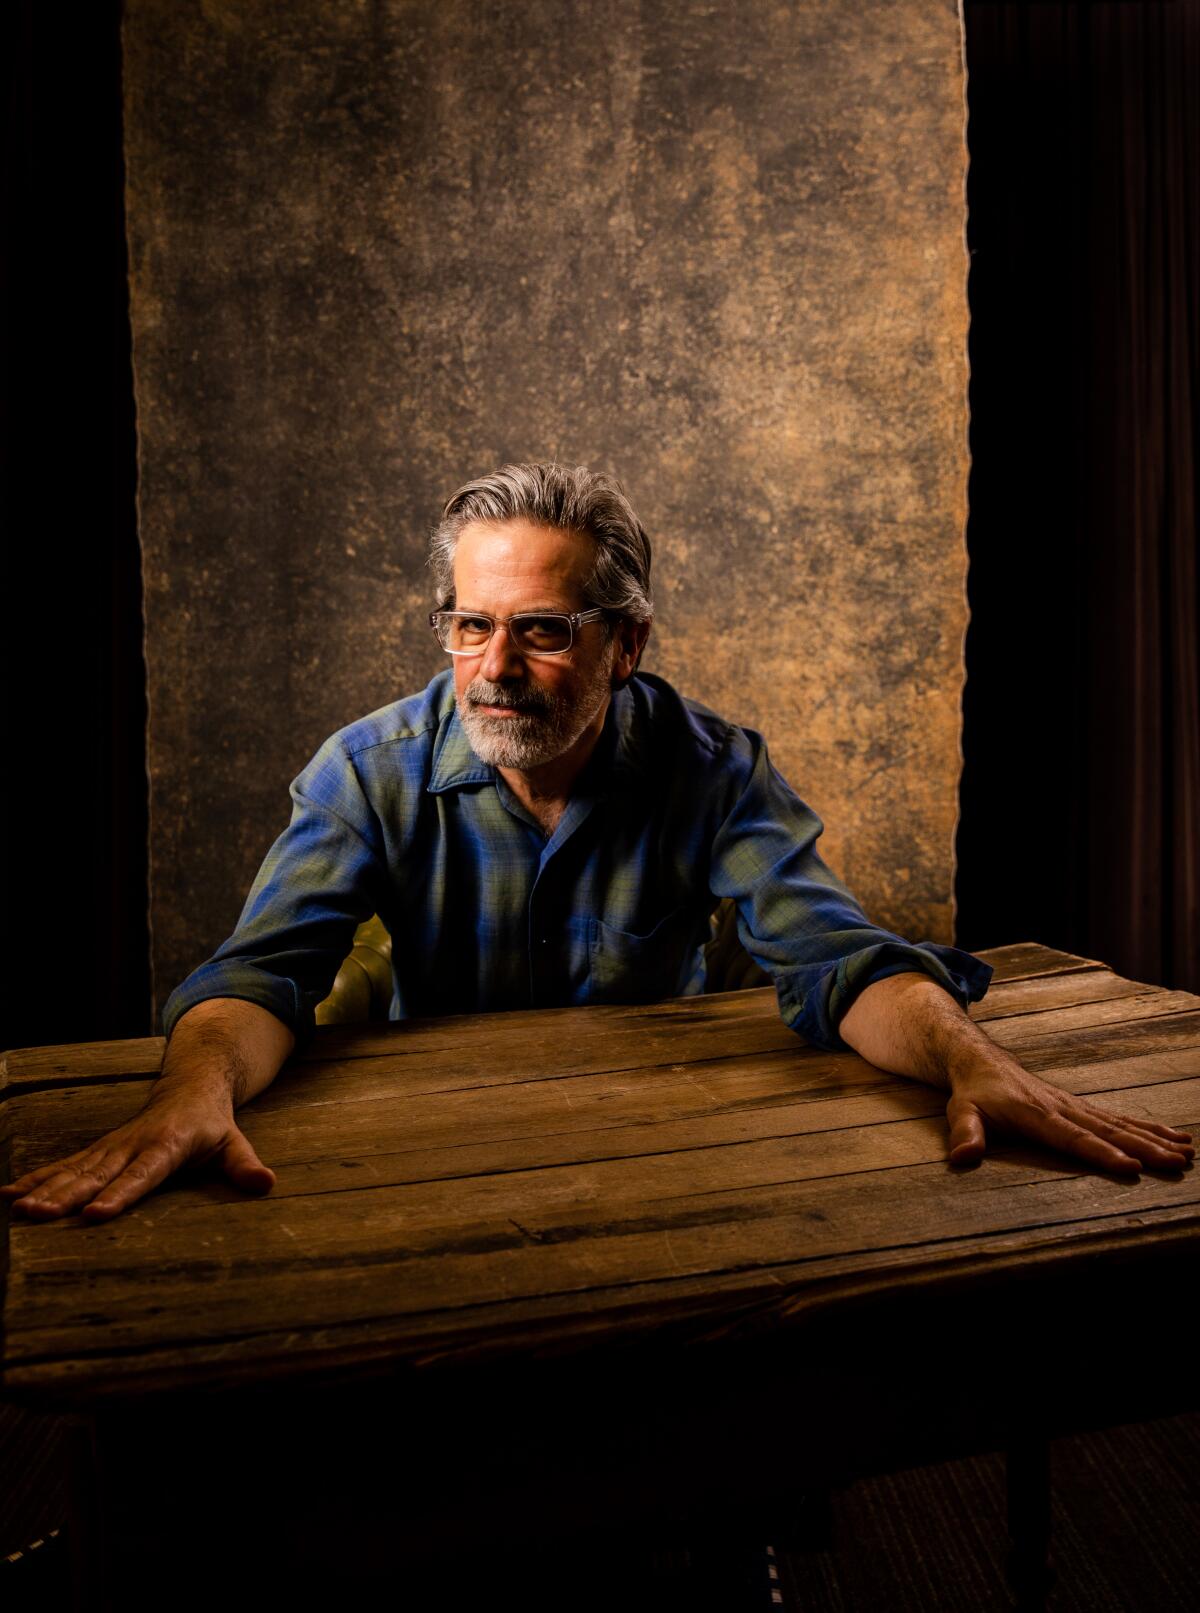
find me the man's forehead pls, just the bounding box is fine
[452,519,595,592]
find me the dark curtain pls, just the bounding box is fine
[1,0,148,1050]
[959,0,1200,993]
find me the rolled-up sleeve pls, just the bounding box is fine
[708,725,992,1051]
[160,736,389,1047]
[774,939,993,1051]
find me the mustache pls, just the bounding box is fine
[465,677,555,715]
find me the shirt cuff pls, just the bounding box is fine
[160,962,313,1049]
[776,941,994,1052]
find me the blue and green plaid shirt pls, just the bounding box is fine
[162,670,991,1049]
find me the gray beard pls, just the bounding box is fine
[458,650,614,770]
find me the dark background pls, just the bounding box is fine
[3,0,1197,1053]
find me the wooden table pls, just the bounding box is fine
[2,942,1197,1609]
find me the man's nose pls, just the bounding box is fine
[477,621,527,683]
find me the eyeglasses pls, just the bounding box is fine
[429,608,608,658]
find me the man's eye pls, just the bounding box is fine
[519,616,568,641]
[458,617,493,636]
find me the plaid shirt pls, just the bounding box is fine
[162,669,991,1049]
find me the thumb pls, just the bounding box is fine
[946,1094,987,1166]
[220,1127,276,1196]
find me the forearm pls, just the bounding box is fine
[155,996,296,1111]
[836,969,1193,1173]
[836,971,1006,1090]
[3,997,291,1221]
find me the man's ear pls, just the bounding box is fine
[611,617,652,687]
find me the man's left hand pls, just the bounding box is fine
[943,1045,1193,1173]
[837,971,1194,1176]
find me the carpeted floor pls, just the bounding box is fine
[0,1402,68,1562]
[3,1405,1197,1608]
[777,1413,1200,1613]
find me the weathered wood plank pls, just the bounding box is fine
[267,991,1196,1108]
[7,1085,1196,1366]
[8,1206,1198,1400]
[975,942,1108,982]
[982,990,1198,1042]
[13,1077,1198,1275]
[7,995,1199,1187]
[260,993,1195,1089]
[0,991,801,1094]
[999,1009,1200,1071]
[1,1038,165,1091]
[2,944,1147,1100]
[971,975,1170,1022]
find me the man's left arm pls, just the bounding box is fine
[838,972,1194,1173]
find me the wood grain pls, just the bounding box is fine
[2,945,1196,1405]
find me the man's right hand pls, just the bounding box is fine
[0,1082,275,1221]
[0,996,294,1222]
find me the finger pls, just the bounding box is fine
[946,1100,987,1164]
[1069,1103,1194,1164]
[2,1162,83,1197]
[1104,1114,1194,1151]
[220,1129,275,1196]
[79,1147,179,1221]
[1082,1118,1193,1171]
[1,1143,118,1198]
[1024,1109,1142,1173]
[10,1152,131,1219]
[1131,1119,1193,1140]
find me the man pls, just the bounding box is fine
[4,462,1191,1221]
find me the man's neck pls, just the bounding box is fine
[498,694,611,831]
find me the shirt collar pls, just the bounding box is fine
[427,704,494,793]
[584,682,644,795]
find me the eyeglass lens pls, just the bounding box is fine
[438,613,574,654]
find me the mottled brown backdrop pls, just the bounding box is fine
[124,0,970,1020]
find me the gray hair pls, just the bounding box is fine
[429,462,654,623]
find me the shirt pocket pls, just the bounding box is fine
[588,905,706,1005]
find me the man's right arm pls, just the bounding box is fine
[0,998,294,1222]
[5,715,405,1222]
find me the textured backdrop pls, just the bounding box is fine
[123,0,970,1020]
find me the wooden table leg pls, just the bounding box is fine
[1005,1437,1054,1612]
[64,1417,104,1613]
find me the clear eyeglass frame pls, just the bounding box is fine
[429,607,608,658]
